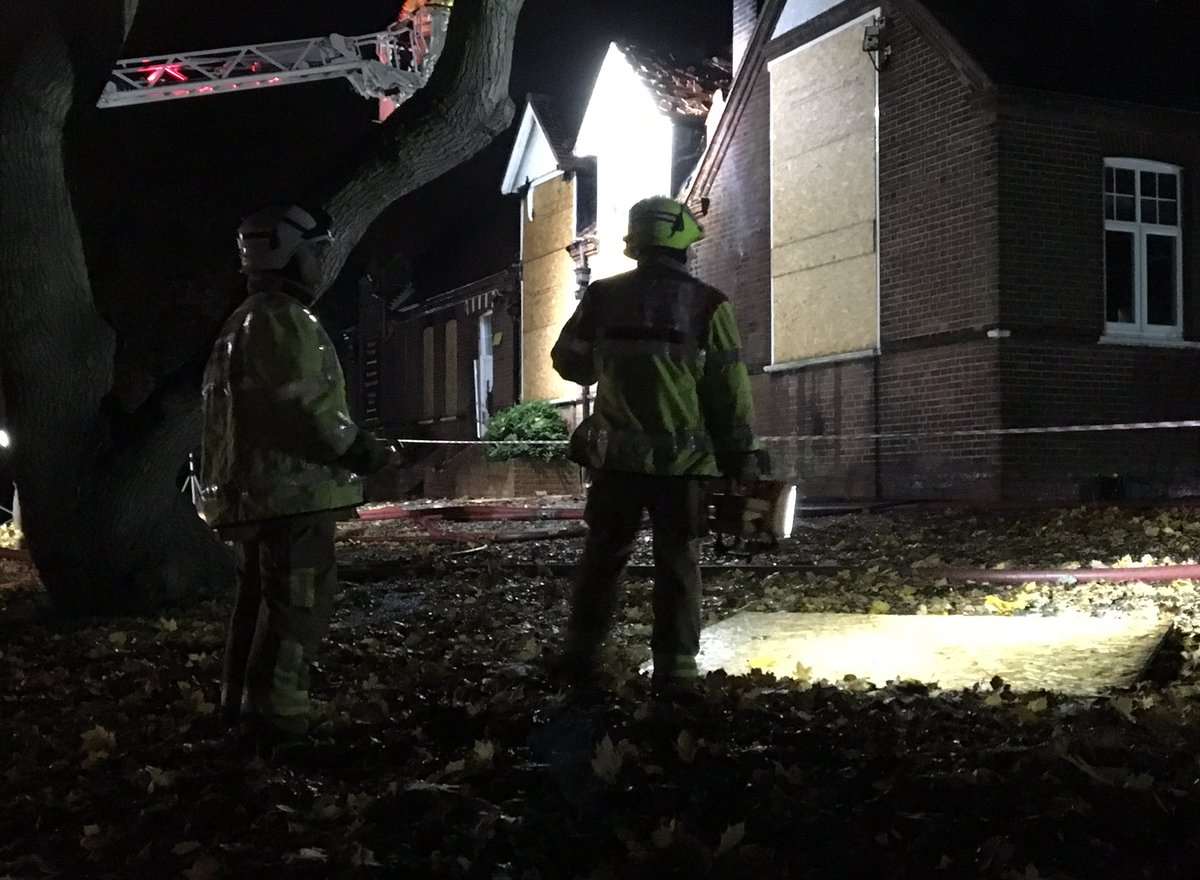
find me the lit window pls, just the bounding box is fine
[1104,158,1184,339]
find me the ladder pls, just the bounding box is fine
[96,3,451,110]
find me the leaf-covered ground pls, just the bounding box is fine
[4,504,1200,879]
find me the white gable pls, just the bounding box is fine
[573,43,663,160]
[772,0,843,38]
[501,103,561,195]
[572,43,674,280]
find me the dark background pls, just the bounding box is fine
[72,0,731,338]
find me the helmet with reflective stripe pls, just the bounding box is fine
[623,196,705,259]
[237,204,333,273]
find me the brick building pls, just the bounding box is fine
[686,0,1200,500]
[502,55,729,419]
[359,266,521,441]
[344,181,522,444]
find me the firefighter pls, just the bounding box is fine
[550,196,759,691]
[201,204,394,750]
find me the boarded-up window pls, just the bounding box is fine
[769,18,878,364]
[422,325,435,418]
[521,176,579,402]
[444,319,458,417]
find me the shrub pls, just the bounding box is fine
[483,400,570,462]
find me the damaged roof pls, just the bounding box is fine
[617,44,731,121]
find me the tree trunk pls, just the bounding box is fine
[0,0,524,616]
[0,2,227,615]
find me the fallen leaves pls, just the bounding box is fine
[285,847,329,863]
[80,724,116,767]
[592,734,623,783]
[8,503,1200,878]
[182,855,221,880]
[674,730,698,764]
[715,821,745,857]
[143,765,175,793]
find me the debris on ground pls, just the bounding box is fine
[3,503,1200,877]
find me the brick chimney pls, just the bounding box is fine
[732,0,763,75]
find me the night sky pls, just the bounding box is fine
[78,0,731,331]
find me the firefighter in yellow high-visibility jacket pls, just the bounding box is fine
[551,196,760,690]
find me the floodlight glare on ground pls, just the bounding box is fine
[668,610,1170,695]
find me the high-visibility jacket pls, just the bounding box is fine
[201,279,363,526]
[551,255,758,477]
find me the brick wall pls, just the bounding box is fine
[878,6,1000,344]
[732,0,763,75]
[690,4,1004,499]
[999,342,1200,499]
[688,4,1200,501]
[688,72,773,369]
[870,6,1004,497]
[424,447,582,499]
[994,91,1200,498]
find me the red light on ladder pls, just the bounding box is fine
[139,63,188,86]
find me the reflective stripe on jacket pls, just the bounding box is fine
[201,283,363,526]
[551,255,757,477]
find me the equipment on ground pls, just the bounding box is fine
[708,479,798,555]
[96,3,451,112]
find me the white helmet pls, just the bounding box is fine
[237,204,333,273]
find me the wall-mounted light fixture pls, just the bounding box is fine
[574,260,592,299]
[862,15,892,71]
[566,237,597,301]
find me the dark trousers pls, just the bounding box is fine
[221,512,339,735]
[568,471,705,677]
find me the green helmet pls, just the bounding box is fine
[623,196,705,259]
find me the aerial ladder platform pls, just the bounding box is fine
[96,1,452,115]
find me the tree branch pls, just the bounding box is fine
[116,0,527,509]
[315,0,526,292]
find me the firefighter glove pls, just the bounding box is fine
[339,431,395,475]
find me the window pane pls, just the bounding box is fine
[1104,194,1115,220]
[1141,198,1158,224]
[1115,168,1135,194]
[1105,166,1115,192]
[1105,230,1135,323]
[1116,195,1136,221]
[1146,234,1178,326]
[1159,201,1178,226]
[1141,171,1157,197]
[1159,173,1177,200]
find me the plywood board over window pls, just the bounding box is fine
[769,14,879,365]
[444,318,459,417]
[422,325,435,419]
[522,175,578,402]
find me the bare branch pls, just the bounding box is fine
[315,0,526,291]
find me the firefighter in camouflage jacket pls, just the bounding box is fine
[202,204,393,747]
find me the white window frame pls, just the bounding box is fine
[1102,157,1184,342]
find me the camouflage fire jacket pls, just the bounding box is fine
[201,279,363,526]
